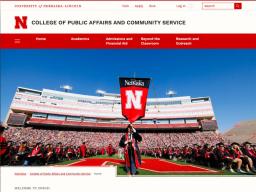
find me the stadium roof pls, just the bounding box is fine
[17,87,211,103]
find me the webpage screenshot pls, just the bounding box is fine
[0,1,256,192]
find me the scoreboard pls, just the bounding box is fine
[7,113,27,126]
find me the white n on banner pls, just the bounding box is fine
[125,90,143,109]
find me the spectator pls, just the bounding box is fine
[242,142,256,168]
[45,144,54,165]
[106,144,114,156]
[230,142,256,173]
[15,141,30,163]
[66,146,74,160]
[55,142,64,161]
[80,142,87,158]
[215,142,240,173]
[0,125,7,165]
[24,143,44,166]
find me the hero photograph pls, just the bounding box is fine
[1,49,256,176]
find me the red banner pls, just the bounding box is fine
[119,77,150,123]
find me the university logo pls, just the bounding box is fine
[15,16,28,29]
[125,90,143,109]
[119,77,150,123]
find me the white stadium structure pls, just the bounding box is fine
[5,87,218,131]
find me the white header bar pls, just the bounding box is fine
[1,1,256,34]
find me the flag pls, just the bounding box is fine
[119,77,150,123]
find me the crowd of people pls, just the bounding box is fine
[141,132,225,148]
[141,142,256,174]
[3,127,225,149]
[3,127,122,149]
[1,126,256,174]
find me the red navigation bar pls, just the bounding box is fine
[1,34,256,48]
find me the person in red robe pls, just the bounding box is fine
[45,144,54,165]
[23,143,43,165]
[66,146,74,160]
[101,147,105,155]
[119,124,142,175]
[76,146,81,159]
[0,125,7,165]
[230,142,256,173]
[107,144,114,156]
[80,142,87,158]
[55,142,63,160]
[242,142,256,169]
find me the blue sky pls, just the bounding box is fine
[1,49,256,133]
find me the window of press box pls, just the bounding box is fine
[83,118,97,122]
[147,100,182,106]
[47,114,65,120]
[155,119,169,124]
[32,113,47,119]
[170,119,185,124]
[141,120,154,124]
[186,118,198,123]
[18,88,41,96]
[66,116,82,122]
[50,96,63,100]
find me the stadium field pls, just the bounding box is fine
[54,155,242,176]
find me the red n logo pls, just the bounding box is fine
[15,16,27,29]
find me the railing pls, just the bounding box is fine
[28,118,200,129]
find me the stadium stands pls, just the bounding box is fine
[3,126,224,149]
[1,126,256,174]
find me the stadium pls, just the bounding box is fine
[1,86,255,175]
[4,86,220,148]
